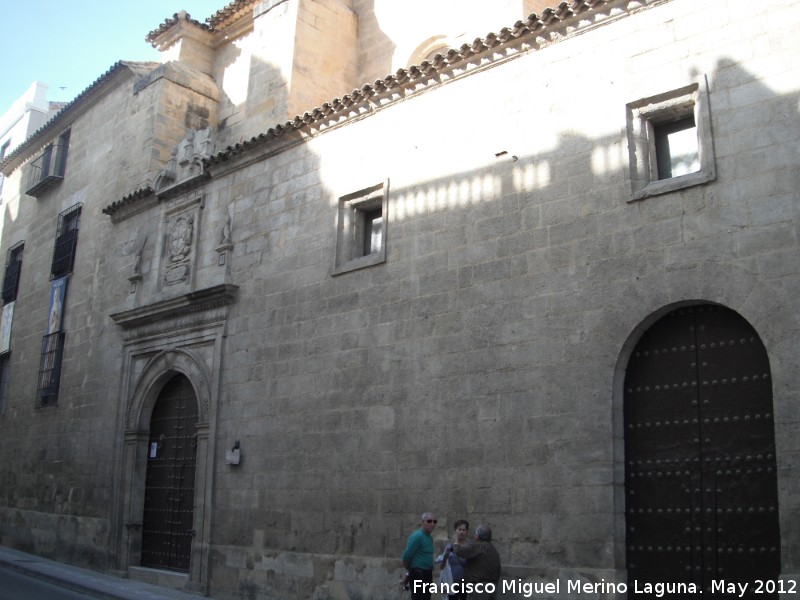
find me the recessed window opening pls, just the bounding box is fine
[51,203,82,279]
[626,79,715,201]
[345,195,382,260]
[654,115,699,179]
[333,180,389,275]
[2,242,24,303]
[363,208,383,256]
[36,331,65,408]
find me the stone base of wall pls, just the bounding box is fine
[128,566,191,590]
[0,507,110,571]
[209,546,626,600]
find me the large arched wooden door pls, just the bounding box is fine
[141,374,198,572]
[624,304,780,597]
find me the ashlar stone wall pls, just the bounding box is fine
[0,0,797,598]
[192,0,800,597]
[0,62,227,571]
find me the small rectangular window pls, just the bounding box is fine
[2,242,24,303]
[654,116,700,180]
[363,208,383,256]
[626,80,715,201]
[333,181,389,275]
[51,203,82,279]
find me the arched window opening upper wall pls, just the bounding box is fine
[407,35,452,67]
[362,0,530,80]
[402,2,565,68]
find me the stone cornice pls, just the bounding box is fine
[109,283,238,331]
[102,186,156,223]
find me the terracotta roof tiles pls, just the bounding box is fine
[146,12,212,42]
[145,0,259,44]
[102,186,154,218]
[206,0,623,168]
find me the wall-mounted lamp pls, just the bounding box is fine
[226,440,241,466]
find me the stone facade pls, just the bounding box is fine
[0,0,798,598]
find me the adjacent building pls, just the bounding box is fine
[0,82,66,201]
[0,0,798,598]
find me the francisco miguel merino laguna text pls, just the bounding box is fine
[415,578,709,597]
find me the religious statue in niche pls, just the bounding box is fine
[163,213,195,286]
[215,206,234,267]
[153,128,215,193]
[220,209,232,247]
[132,236,147,278]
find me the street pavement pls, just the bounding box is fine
[0,545,208,599]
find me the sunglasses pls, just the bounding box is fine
[426,519,438,524]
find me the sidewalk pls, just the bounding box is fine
[0,545,208,599]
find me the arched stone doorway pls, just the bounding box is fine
[117,348,213,590]
[141,373,198,572]
[624,304,780,596]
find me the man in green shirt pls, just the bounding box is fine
[402,512,437,599]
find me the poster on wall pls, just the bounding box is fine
[0,301,14,354]
[47,275,69,334]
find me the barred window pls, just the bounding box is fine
[51,203,82,279]
[2,242,24,303]
[0,353,8,414]
[25,129,70,198]
[36,331,65,408]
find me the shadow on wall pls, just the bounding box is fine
[0,35,797,600]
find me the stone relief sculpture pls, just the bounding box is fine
[164,214,195,286]
[169,216,194,262]
[153,147,178,192]
[153,128,215,193]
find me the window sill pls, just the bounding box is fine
[332,252,386,276]
[629,168,715,203]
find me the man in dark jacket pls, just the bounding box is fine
[453,523,501,599]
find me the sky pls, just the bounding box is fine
[0,0,228,113]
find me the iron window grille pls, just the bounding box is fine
[51,203,82,279]
[0,353,8,414]
[25,130,70,197]
[1,242,24,303]
[36,331,65,407]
